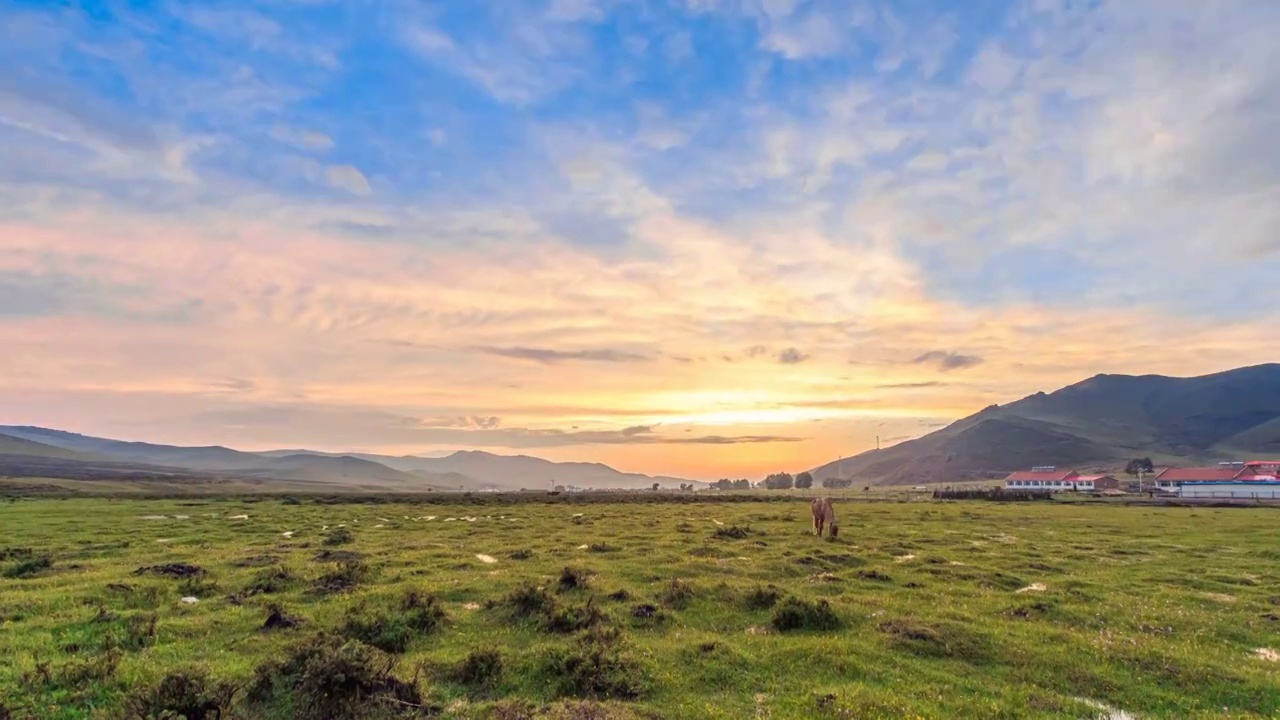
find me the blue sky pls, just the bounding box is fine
[1,0,1278,478]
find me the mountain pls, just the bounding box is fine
[811,364,1280,486]
[0,432,98,461]
[0,426,691,491]
[261,448,687,491]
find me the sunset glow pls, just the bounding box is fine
[3,1,1279,479]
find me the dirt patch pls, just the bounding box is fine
[894,554,916,562]
[1202,592,1237,603]
[855,569,893,583]
[1016,583,1047,594]
[1253,648,1279,662]
[134,563,205,578]
[463,602,481,611]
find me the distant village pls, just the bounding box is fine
[1004,460,1280,499]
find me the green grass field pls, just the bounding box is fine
[1,496,1277,719]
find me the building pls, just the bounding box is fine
[1172,460,1280,499]
[1071,474,1120,491]
[1005,467,1118,492]
[1152,466,1239,491]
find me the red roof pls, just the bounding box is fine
[1072,475,1113,482]
[1154,467,1240,482]
[1006,470,1078,482]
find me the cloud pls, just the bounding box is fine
[472,346,652,364]
[777,347,809,364]
[877,381,948,389]
[912,351,985,372]
[272,125,334,151]
[326,165,372,196]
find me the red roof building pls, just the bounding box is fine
[1153,467,1240,487]
[1004,468,1113,490]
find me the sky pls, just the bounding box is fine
[2,0,1279,481]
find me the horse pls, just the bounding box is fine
[810,497,839,538]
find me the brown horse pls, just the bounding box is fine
[810,497,839,538]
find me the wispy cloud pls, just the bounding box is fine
[912,351,985,372]
[2,0,1279,479]
[473,346,652,364]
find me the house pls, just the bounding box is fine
[1152,466,1239,491]
[1173,460,1280,499]
[1005,467,1078,490]
[1004,467,1118,492]
[1071,474,1120,491]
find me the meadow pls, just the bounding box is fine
[1,495,1277,719]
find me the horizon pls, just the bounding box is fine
[4,1,1280,480]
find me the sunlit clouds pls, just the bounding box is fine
[2,1,1279,478]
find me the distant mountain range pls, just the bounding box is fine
[811,363,1280,486]
[0,426,692,491]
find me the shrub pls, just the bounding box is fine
[543,632,647,700]
[4,556,52,579]
[323,528,355,546]
[495,583,556,618]
[712,525,751,540]
[310,560,370,595]
[341,591,447,653]
[453,648,503,688]
[658,579,694,609]
[744,585,782,611]
[771,597,841,632]
[509,549,534,561]
[544,600,607,634]
[247,634,425,720]
[122,669,237,720]
[558,567,591,592]
[112,612,158,652]
[588,543,620,553]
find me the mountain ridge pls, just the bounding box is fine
[0,425,694,490]
[811,363,1280,486]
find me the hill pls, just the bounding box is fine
[0,432,97,461]
[0,426,691,491]
[811,363,1280,486]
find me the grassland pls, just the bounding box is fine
[1,495,1277,719]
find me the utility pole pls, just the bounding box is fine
[876,435,880,451]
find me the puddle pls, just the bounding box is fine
[228,514,249,520]
[895,554,916,562]
[1016,583,1047,593]
[1074,697,1137,720]
[281,531,294,538]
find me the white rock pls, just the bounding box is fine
[180,596,199,605]
[476,554,497,564]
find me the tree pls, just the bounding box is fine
[1124,457,1155,476]
[733,478,751,490]
[795,471,814,489]
[763,472,794,490]
[652,482,660,492]
[822,477,853,489]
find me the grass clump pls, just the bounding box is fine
[658,578,695,609]
[341,591,447,653]
[323,528,355,546]
[712,525,751,539]
[771,597,841,632]
[230,566,297,604]
[876,618,998,665]
[508,549,534,561]
[4,556,52,579]
[121,669,237,720]
[310,560,370,595]
[542,629,648,700]
[743,585,783,611]
[588,543,620,553]
[246,634,426,720]
[452,648,503,689]
[558,566,592,592]
[544,599,608,634]
[493,583,556,618]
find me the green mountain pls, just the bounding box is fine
[811,364,1280,486]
